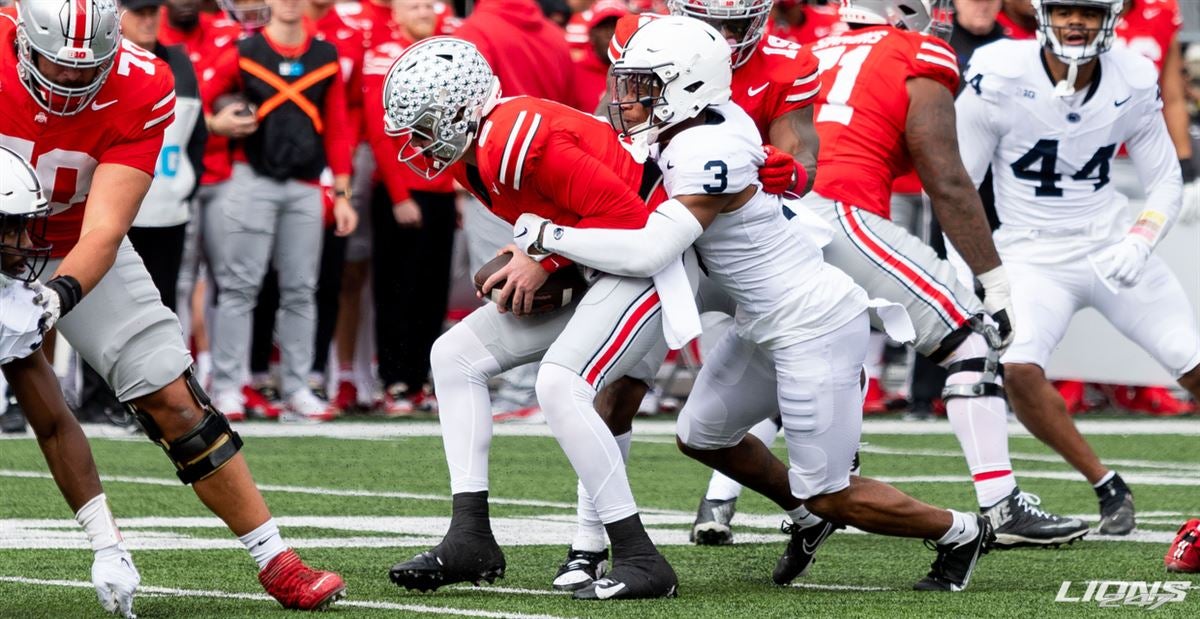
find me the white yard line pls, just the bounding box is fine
[859,445,1200,473]
[0,575,575,619]
[0,418,1189,442]
[789,582,892,592]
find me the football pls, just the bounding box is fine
[474,252,587,315]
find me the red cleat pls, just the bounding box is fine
[259,549,346,610]
[1128,386,1196,417]
[243,385,282,420]
[332,380,359,413]
[1054,380,1090,414]
[1165,519,1200,573]
[863,378,889,415]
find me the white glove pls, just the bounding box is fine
[1178,180,1200,226]
[513,213,552,260]
[28,280,61,334]
[976,266,1015,350]
[1092,236,1151,289]
[92,544,140,619]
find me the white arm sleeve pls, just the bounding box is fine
[1125,104,1183,246]
[540,199,704,278]
[954,86,1001,188]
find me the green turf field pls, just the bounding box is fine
[0,417,1196,618]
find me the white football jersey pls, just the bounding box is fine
[0,279,45,365]
[957,40,1180,245]
[655,101,868,347]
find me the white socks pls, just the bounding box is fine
[429,325,502,494]
[239,519,287,570]
[937,510,981,547]
[573,430,633,552]
[941,332,1015,508]
[787,505,822,528]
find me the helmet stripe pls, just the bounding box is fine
[71,0,90,49]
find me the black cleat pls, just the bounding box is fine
[389,532,506,592]
[1,391,27,434]
[551,547,609,591]
[914,515,993,592]
[572,552,678,600]
[690,497,737,545]
[983,488,1088,549]
[1095,473,1136,535]
[773,519,842,585]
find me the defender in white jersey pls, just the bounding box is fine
[518,16,994,592]
[956,0,1199,535]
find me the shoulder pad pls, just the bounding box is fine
[1104,46,1161,92]
[966,39,1034,80]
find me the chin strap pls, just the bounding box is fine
[1053,59,1080,97]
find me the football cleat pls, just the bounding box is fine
[773,519,842,585]
[282,390,337,423]
[572,552,678,600]
[982,489,1088,549]
[913,515,993,592]
[389,532,506,592]
[242,384,281,419]
[690,497,737,545]
[1165,519,1200,573]
[213,390,246,423]
[1095,473,1136,535]
[551,547,609,591]
[258,549,346,611]
[332,380,359,413]
[0,391,27,434]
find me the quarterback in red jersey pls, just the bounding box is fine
[0,0,343,610]
[382,37,682,601]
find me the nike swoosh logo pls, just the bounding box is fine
[665,161,675,169]
[91,100,117,111]
[256,535,275,547]
[593,580,627,600]
[1114,96,1132,107]
[310,573,333,592]
[747,83,769,97]
[514,227,528,239]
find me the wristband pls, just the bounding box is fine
[1180,158,1197,184]
[540,255,573,273]
[788,160,810,196]
[45,275,83,316]
[74,494,123,552]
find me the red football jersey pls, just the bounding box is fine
[1116,0,1181,73]
[450,97,650,232]
[309,4,369,145]
[731,34,821,142]
[0,11,174,258]
[808,26,959,219]
[765,5,848,45]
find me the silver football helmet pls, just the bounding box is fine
[0,147,52,283]
[16,0,122,116]
[838,0,954,39]
[382,37,501,180]
[667,0,771,68]
[217,0,271,29]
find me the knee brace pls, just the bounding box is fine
[128,367,244,485]
[941,317,1005,402]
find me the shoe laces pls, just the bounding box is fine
[1015,492,1054,519]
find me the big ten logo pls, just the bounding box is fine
[1056,581,1192,611]
[157,145,180,178]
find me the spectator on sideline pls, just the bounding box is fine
[202,0,357,422]
[362,0,457,414]
[571,0,628,113]
[454,0,576,105]
[996,0,1035,39]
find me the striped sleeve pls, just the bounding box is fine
[99,66,175,175]
[783,51,822,105]
[496,109,546,191]
[909,36,960,93]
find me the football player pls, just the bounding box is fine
[382,37,681,601]
[554,0,825,588]
[0,146,140,619]
[0,0,343,609]
[521,16,995,592]
[955,0,1199,535]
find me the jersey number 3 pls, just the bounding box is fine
[1010,139,1116,196]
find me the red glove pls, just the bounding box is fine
[758,145,809,196]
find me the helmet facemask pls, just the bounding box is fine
[608,68,673,146]
[667,0,770,68]
[0,147,52,284]
[1032,0,1122,95]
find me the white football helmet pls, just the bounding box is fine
[1032,0,1123,64]
[0,147,52,284]
[666,0,771,68]
[838,0,954,39]
[382,37,501,180]
[15,0,122,116]
[217,0,271,29]
[609,16,732,149]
